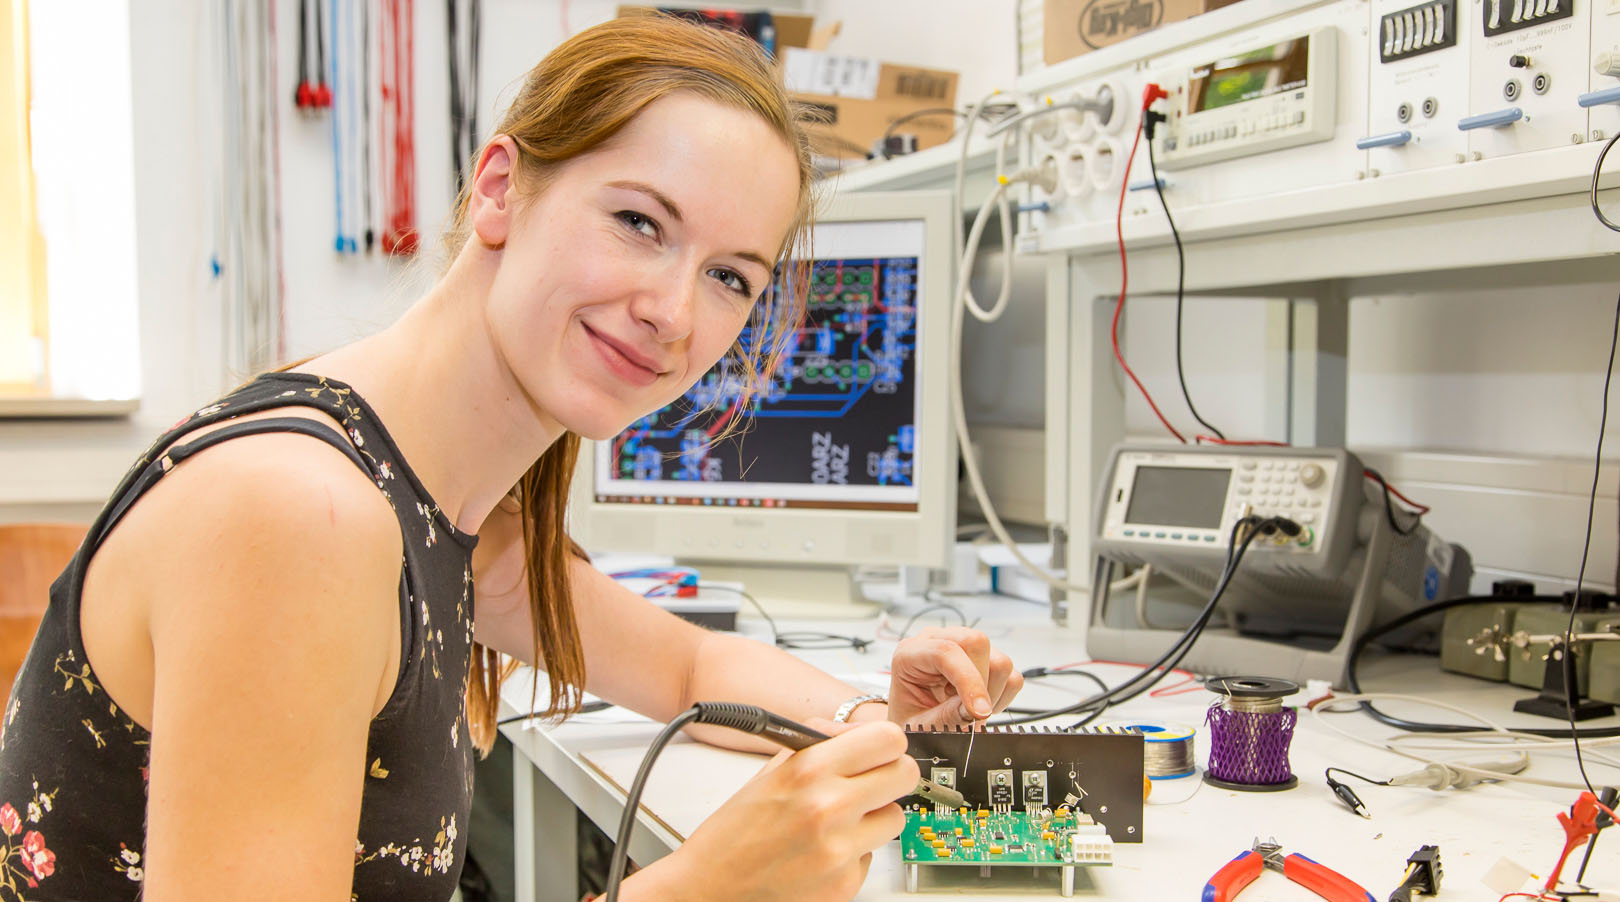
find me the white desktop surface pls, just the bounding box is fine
[498,597,1620,901]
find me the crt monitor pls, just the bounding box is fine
[570,189,956,614]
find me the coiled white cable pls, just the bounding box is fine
[950,90,1094,594]
[1311,692,1620,791]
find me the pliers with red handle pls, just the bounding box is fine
[1202,837,1376,902]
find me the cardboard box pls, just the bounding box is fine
[616,6,817,52]
[1044,0,1243,64]
[616,6,958,161]
[781,49,959,160]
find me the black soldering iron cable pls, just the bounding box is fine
[604,707,701,902]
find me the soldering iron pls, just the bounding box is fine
[603,702,966,902]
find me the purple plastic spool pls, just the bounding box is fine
[1202,676,1300,792]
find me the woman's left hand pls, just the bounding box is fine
[885,627,1023,728]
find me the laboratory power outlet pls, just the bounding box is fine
[1014,0,1620,254]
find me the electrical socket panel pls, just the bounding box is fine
[1464,0,1589,157]
[1025,73,1145,230]
[1015,0,1610,253]
[1366,0,1473,173]
[1588,0,1620,139]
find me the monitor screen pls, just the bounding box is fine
[1125,466,1231,529]
[571,190,955,573]
[593,220,925,513]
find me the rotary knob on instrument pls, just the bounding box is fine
[1299,462,1326,488]
[1596,53,1620,78]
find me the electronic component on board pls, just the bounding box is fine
[901,807,1113,896]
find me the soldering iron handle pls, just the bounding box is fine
[1283,853,1375,902]
[690,702,831,751]
[1201,850,1263,902]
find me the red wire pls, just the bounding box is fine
[1111,118,1187,444]
[1147,672,1204,697]
[1195,435,1288,447]
[380,0,416,255]
[1366,468,1432,514]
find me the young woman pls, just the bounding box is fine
[0,15,1022,902]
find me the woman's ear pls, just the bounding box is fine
[468,136,519,248]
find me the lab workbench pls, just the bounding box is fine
[498,596,1620,901]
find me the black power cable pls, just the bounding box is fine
[1003,667,1111,716]
[1564,288,1620,794]
[697,583,874,652]
[1344,595,1620,740]
[1144,114,1226,441]
[496,699,614,727]
[1591,129,1620,232]
[989,515,1294,728]
[1572,108,1620,795]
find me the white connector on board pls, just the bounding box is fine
[1069,824,1114,865]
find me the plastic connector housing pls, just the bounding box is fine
[1141,82,1169,111]
[1069,824,1114,864]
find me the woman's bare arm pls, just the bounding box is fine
[131,439,403,902]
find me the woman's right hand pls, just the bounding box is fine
[625,720,920,902]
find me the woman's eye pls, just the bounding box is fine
[616,210,659,240]
[709,267,752,298]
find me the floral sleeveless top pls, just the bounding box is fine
[0,372,479,901]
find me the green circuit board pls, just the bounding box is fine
[901,809,1103,867]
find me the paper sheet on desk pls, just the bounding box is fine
[581,741,770,841]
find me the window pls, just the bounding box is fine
[0,0,47,395]
[0,0,140,406]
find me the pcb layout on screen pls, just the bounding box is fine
[595,219,928,513]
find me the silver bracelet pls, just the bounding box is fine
[832,694,888,723]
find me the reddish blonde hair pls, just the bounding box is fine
[455,14,817,753]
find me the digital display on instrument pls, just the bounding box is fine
[1125,466,1231,528]
[1188,37,1311,113]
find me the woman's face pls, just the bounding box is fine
[479,92,801,441]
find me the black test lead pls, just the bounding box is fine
[1327,772,1371,819]
[1325,767,1389,819]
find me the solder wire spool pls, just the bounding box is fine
[1097,721,1197,779]
[1203,676,1300,792]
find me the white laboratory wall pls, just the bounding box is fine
[1116,287,1620,590]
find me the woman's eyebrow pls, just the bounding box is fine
[607,179,774,271]
[607,180,684,222]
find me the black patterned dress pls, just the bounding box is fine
[0,372,479,901]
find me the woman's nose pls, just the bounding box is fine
[630,268,696,342]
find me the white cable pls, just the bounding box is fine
[1133,564,1157,628]
[958,106,1016,324]
[958,180,1012,322]
[1310,692,1620,791]
[948,90,1093,595]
